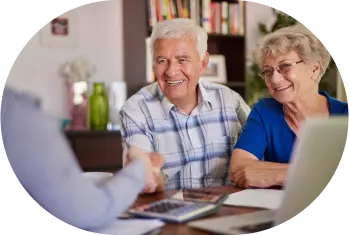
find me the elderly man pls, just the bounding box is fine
[120,18,250,191]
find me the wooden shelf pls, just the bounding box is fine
[65,130,121,138]
[225,81,246,87]
[147,28,245,39]
[65,130,123,173]
[208,33,245,38]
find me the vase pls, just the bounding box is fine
[67,81,88,130]
[89,82,109,130]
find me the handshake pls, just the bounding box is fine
[124,145,165,194]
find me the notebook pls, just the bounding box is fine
[223,189,284,210]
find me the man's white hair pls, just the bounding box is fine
[150,18,208,61]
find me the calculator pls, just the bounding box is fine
[128,198,221,223]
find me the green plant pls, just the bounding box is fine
[246,9,337,106]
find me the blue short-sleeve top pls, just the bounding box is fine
[234,91,348,163]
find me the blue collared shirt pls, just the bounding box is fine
[120,80,251,190]
[1,86,146,232]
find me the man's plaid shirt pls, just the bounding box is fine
[120,80,250,190]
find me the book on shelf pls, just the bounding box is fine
[147,0,245,36]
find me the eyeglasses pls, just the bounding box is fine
[258,60,304,80]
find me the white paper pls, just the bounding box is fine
[171,191,184,200]
[93,219,165,235]
[223,189,284,210]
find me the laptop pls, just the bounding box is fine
[188,116,348,234]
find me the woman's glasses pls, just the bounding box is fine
[258,60,304,80]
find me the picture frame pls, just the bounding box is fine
[200,55,227,84]
[40,10,78,47]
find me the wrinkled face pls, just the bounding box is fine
[262,50,320,104]
[153,37,208,103]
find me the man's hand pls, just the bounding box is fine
[230,166,286,188]
[149,152,165,171]
[148,152,165,192]
[141,151,165,193]
[124,146,164,194]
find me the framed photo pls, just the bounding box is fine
[40,10,77,47]
[200,55,227,83]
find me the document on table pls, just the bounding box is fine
[92,219,165,235]
[223,189,284,210]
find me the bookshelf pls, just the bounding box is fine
[123,0,247,99]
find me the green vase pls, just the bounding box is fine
[89,83,109,130]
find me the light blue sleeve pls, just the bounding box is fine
[1,87,146,231]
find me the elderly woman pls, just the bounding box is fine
[229,24,348,188]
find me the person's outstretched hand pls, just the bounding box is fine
[125,146,164,193]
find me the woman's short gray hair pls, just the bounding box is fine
[254,23,331,82]
[150,18,208,61]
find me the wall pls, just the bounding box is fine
[245,1,275,65]
[6,0,124,118]
[6,0,275,118]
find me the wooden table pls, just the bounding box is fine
[133,186,265,235]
